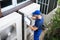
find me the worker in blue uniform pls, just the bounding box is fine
[29,10,44,40]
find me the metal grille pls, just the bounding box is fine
[37,0,57,14]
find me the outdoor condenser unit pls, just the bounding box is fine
[0,12,22,40]
[37,0,58,14]
[18,3,40,40]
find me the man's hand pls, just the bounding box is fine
[29,25,38,31]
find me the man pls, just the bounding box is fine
[29,10,44,40]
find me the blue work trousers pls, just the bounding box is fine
[34,29,42,40]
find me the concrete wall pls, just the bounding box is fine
[43,7,58,25]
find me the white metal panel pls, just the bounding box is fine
[18,3,40,16]
[0,12,22,40]
[24,17,30,25]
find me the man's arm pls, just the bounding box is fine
[29,25,38,31]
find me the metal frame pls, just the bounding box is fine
[18,12,25,40]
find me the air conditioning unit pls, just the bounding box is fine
[0,12,22,40]
[18,3,40,40]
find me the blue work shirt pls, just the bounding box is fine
[34,17,44,30]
